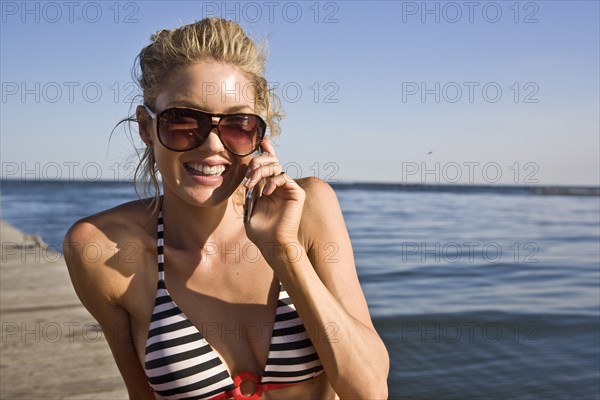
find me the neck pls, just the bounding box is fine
[160,189,245,251]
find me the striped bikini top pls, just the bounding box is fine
[144,211,324,400]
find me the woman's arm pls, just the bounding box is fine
[63,220,155,400]
[260,178,390,399]
[294,178,389,399]
[244,139,389,399]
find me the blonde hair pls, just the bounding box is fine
[129,18,282,208]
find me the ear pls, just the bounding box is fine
[136,105,153,147]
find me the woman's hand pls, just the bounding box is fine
[243,138,306,253]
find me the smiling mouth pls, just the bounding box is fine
[184,163,227,176]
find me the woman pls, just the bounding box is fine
[64,18,389,400]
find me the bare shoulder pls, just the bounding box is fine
[63,199,156,306]
[296,177,340,216]
[295,177,346,249]
[64,199,155,246]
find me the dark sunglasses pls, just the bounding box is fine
[143,104,266,156]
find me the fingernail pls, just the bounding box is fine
[241,177,249,186]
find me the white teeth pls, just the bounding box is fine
[186,163,226,176]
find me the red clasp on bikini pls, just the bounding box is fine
[209,372,262,399]
[232,371,263,399]
[210,371,299,400]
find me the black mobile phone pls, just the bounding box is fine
[243,147,264,223]
[243,183,260,223]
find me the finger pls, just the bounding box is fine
[246,162,283,188]
[261,172,295,196]
[259,137,277,157]
[245,142,282,187]
[249,153,278,169]
[247,140,278,171]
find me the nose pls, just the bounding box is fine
[201,124,226,153]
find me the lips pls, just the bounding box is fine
[184,162,226,176]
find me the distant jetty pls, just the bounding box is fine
[330,182,600,196]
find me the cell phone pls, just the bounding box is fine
[243,183,260,223]
[243,146,265,223]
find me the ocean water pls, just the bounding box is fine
[1,180,599,399]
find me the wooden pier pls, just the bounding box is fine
[1,220,128,399]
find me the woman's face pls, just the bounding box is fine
[145,61,258,207]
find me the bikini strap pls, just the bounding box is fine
[157,206,165,281]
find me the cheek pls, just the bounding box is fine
[153,147,180,177]
[238,155,253,172]
[223,155,253,184]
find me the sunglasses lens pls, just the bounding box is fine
[219,115,265,155]
[158,109,211,151]
[156,108,266,154]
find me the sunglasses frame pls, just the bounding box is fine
[142,103,266,156]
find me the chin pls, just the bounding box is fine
[178,184,237,208]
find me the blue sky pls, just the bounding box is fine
[1,0,599,185]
